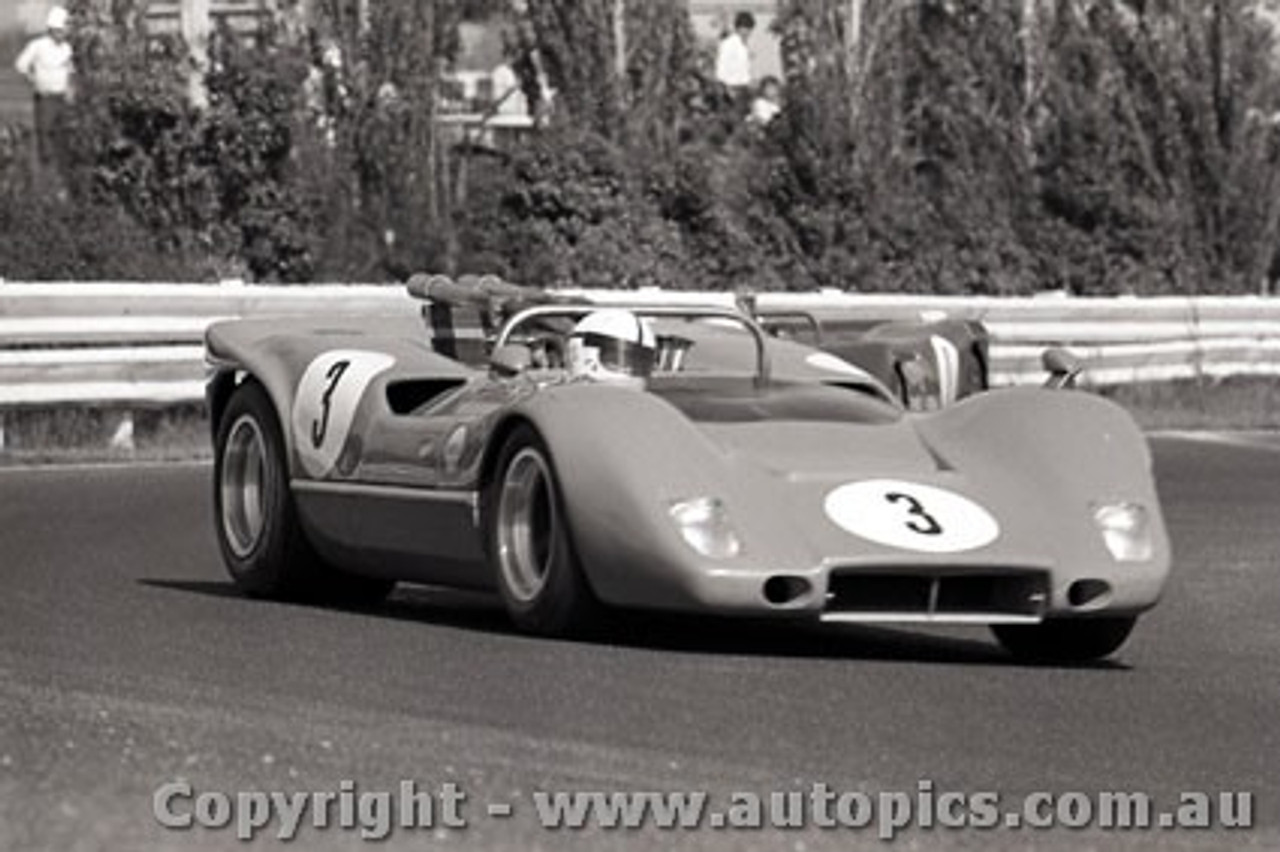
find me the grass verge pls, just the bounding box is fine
[0,404,211,466]
[1092,376,1280,431]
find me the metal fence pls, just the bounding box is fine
[2,282,1278,413]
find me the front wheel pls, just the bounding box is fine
[484,425,599,635]
[992,616,1138,663]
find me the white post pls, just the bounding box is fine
[1021,0,1039,106]
[180,0,211,108]
[1020,0,1041,167]
[109,411,135,453]
[614,0,627,79]
[849,0,863,64]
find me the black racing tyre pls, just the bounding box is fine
[992,616,1138,664]
[214,380,394,605]
[484,424,599,635]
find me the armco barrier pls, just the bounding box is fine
[561,288,1280,386]
[1,282,1278,435]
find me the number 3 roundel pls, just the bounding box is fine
[292,350,395,479]
[823,480,1000,553]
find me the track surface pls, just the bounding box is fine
[1,434,1277,850]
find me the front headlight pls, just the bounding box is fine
[1093,502,1153,562]
[669,497,742,559]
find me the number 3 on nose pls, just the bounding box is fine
[885,491,943,536]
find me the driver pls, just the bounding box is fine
[566,309,657,386]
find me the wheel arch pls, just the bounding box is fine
[209,368,296,456]
[207,368,240,441]
[207,352,314,485]
[479,413,539,493]
[478,413,597,595]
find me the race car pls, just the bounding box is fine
[746,301,990,410]
[205,275,1170,662]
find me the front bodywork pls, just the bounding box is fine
[513,381,1168,622]
[206,298,1169,626]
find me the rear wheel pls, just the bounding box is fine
[485,424,599,635]
[214,380,393,605]
[992,616,1137,663]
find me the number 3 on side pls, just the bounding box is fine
[292,350,396,479]
[311,359,351,449]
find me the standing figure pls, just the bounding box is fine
[15,6,75,172]
[714,11,756,112]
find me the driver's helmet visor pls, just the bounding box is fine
[570,332,656,377]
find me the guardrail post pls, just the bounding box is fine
[109,411,135,453]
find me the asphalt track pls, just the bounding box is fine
[1,433,1277,851]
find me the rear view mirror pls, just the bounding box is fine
[490,343,532,377]
[1042,347,1083,390]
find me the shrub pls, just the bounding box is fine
[7,0,1280,294]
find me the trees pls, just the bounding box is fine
[1027,0,1280,292]
[18,0,470,281]
[430,0,1280,293]
[755,0,1280,293]
[6,0,1280,292]
[456,0,779,290]
[516,0,699,148]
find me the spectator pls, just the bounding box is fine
[714,11,755,109]
[749,76,782,126]
[14,6,74,172]
[303,36,348,147]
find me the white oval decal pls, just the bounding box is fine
[824,479,1000,553]
[292,350,395,479]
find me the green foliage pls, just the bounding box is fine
[45,11,318,280]
[520,0,703,149]
[759,1,1041,292]
[453,125,792,290]
[0,0,460,282]
[0,159,202,280]
[5,0,1280,294]
[521,0,624,137]
[455,127,682,288]
[716,0,1280,294]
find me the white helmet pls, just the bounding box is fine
[567,309,657,382]
[47,6,69,31]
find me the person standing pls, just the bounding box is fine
[714,11,755,112]
[14,6,75,172]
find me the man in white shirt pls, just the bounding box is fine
[15,6,75,169]
[714,11,755,111]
